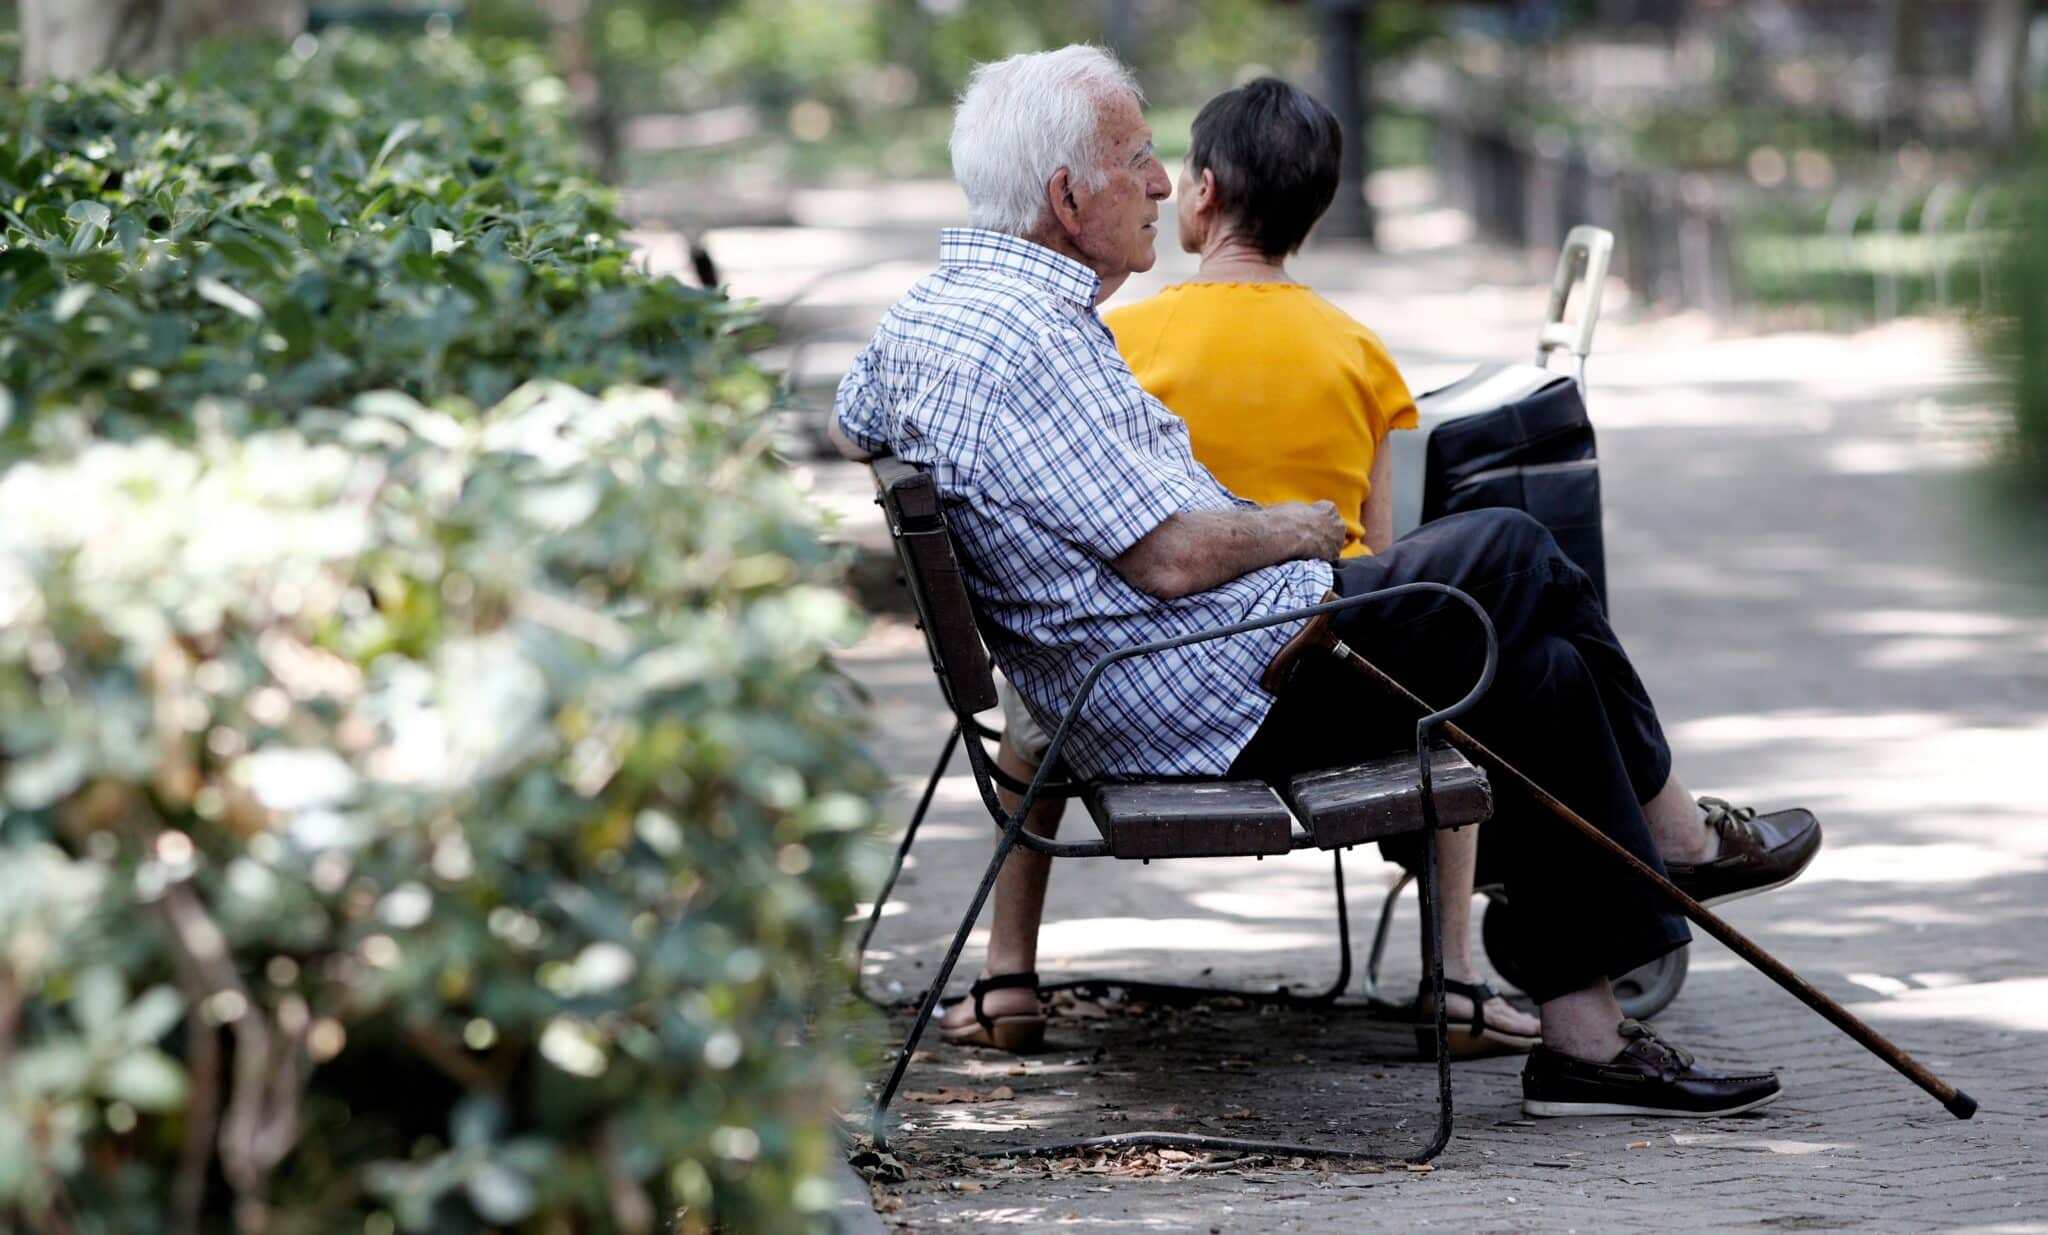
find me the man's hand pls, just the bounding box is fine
[1279,500,1348,562]
[1111,500,1345,600]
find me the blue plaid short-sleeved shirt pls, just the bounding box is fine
[835,229,1333,777]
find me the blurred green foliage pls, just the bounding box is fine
[1987,149,2048,488]
[0,30,761,438]
[471,0,1439,146]
[0,385,881,1235]
[488,0,1334,112]
[0,29,883,1235]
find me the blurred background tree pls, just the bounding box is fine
[17,0,304,82]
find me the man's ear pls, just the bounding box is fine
[1047,166,1084,239]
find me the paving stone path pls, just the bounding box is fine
[641,170,2048,1232]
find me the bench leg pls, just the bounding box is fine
[870,807,1030,1148]
[973,833,1455,1165]
[1414,798,1456,1161]
[1316,849,1355,1000]
[852,727,959,1005]
[1364,869,1413,1005]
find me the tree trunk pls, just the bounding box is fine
[1974,0,2033,146]
[21,0,184,85]
[1874,0,1930,138]
[1314,0,1375,245]
[543,0,622,183]
[20,0,304,86]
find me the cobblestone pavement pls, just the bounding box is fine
[642,171,2048,1232]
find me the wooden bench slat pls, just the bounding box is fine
[1284,747,1492,850]
[1085,780,1294,860]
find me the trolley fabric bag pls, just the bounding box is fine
[1418,367,1607,608]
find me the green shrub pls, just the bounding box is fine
[0,32,760,439]
[0,382,883,1234]
[0,28,883,1235]
[1986,156,2048,486]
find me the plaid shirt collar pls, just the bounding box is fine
[938,227,1102,309]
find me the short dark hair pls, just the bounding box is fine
[1186,77,1343,258]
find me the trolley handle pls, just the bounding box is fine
[1535,225,1615,390]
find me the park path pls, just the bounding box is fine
[637,170,2048,1232]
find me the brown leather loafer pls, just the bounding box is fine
[1523,1019,1781,1118]
[1665,798,1822,907]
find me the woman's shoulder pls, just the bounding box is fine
[1294,288,1393,346]
[1101,282,1196,329]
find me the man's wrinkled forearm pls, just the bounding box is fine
[1113,505,1328,600]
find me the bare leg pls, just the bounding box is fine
[1539,981,1628,1062]
[940,735,1063,1029]
[1643,774,1718,864]
[1423,825,1540,1037]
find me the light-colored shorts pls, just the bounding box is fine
[995,676,1053,765]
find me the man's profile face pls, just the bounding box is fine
[1065,90,1172,288]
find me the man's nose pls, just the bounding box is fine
[1147,159,1171,199]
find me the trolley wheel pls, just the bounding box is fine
[1481,891,1689,1021]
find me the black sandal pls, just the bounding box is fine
[1413,977,1541,1059]
[939,971,1046,1053]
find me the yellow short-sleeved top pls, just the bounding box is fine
[1103,282,1418,558]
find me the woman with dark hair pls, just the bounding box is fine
[1100,77,1544,1055]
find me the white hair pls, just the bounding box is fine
[949,45,1144,237]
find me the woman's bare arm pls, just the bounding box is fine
[1361,445,1394,555]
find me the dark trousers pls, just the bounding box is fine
[1231,508,1689,1002]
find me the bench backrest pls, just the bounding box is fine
[871,456,999,717]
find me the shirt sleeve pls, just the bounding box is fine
[977,325,1199,560]
[1362,330,1419,438]
[832,342,892,456]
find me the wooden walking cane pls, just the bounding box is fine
[1283,617,1978,1121]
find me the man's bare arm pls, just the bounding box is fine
[827,417,880,462]
[1111,501,1346,600]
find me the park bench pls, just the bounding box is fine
[856,454,1502,1164]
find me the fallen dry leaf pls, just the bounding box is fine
[900,1088,969,1104]
[902,1086,1018,1105]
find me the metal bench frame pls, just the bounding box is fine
[859,456,1502,1164]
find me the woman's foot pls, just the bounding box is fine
[938,971,1046,1053]
[1416,976,1542,1058]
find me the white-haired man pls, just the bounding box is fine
[831,46,1818,1118]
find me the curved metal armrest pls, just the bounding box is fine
[1009,582,1500,847]
[985,756,1085,801]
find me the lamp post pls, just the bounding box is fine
[1314,0,1375,244]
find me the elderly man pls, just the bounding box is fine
[831,46,1820,1118]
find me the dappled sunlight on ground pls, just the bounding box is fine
[1035,915,1338,959]
[1854,978,2048,1036]
[1805,843,2041,885]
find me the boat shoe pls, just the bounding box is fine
[1523,1019,1782,1118]
[1666,798,1822,907]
